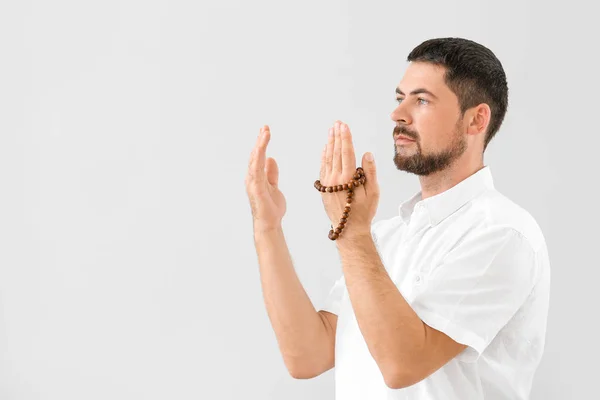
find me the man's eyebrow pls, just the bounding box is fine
[395,87,438,99]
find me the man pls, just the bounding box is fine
[245,37,550,399]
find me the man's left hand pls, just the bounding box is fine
[319,120,380,239]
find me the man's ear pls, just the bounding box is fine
[465,103,491,137]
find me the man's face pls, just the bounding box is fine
[391,62,467,176]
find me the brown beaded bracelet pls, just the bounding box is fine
[314,167,366,240]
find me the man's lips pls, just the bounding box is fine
[395,135,416,143]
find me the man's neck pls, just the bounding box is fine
[418,159,485,200]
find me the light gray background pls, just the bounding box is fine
[0,0,597,399]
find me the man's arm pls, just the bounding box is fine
[317,310,338,371]
[335,232,467,389]
[254,225,335,379]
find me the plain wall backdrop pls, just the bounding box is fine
[1,0,597,398]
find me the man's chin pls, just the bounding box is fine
[394,161,422,175]
[394,157,437,176]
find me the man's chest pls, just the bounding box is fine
[372,215,480,303]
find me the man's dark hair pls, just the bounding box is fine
[407,37,509,151]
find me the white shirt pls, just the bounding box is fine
[319,166,551,400]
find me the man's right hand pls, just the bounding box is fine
[245,125,287,233]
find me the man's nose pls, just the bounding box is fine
[390,103,411,125]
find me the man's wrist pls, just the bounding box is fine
[335,226,372,247]
[253,221,283,236]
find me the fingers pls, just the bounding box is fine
[320,143,327,181]
[361,152,378,197]
[325,121,355,180]
[248,125,270,184]
[325,127,334,176]
[332,122,342,174]
[340,122,356,174]
[265,157,279,187]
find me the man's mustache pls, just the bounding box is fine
[393,126,419,141]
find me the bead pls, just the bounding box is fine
[314,167,366,241]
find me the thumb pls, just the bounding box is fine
[265,157,279,187]
[361,152,378,189]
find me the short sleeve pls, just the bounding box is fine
[410,228,539,362]
[319,274,346,316]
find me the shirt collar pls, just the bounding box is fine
[398,166,495,226]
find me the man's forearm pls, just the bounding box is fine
[254,225,330,378]
[335,232,426,385]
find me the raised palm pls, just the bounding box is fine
[245,126,286,232]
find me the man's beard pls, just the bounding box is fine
[393,123,467,176]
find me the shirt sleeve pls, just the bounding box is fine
[319,274,346,316]
[409,227,540,362]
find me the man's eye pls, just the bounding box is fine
[396,98,428,105]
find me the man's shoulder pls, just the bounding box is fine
[472,190,547,253]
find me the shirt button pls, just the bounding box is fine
[414,274,422,285]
